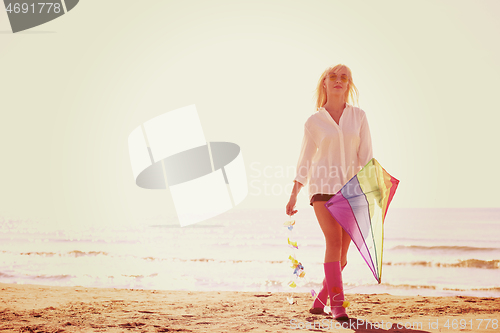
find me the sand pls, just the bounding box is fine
[0,283,498,332]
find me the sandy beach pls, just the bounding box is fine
[0,283,498,332]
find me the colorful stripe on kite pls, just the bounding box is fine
[325,158,399,284]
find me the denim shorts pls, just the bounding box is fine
[310,193,335,206]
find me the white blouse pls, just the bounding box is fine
[293,104,373,201]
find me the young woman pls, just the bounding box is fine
[285,64,373,320]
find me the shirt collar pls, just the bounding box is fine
[318,103,351,112]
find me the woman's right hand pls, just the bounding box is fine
[286,196,298,216]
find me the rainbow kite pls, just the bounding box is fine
[325,158,399,283]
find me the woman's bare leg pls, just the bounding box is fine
[310,200,351,315]
[313,201,344,262]
[340,227,351,268]
[312,201,349,319]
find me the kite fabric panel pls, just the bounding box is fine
[325,158,399,283]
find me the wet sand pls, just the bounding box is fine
[0,283,498,332]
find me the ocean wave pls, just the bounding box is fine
[443,287,500,292]
[234,280,500,294]
[7,251,287,263]
[376,284,500,292]
[385,259,500,269]
[390,245,500,252]
[380,283,436,290]
[10,250,500,269]
[20,251,57,257]
[142,257,286,264]
[2,273,76,280]
[18,250,109,257]
[115,273,159,279]
[67,250,108,257]
[33,274,73,280]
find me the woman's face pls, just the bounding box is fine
[324,68,350,99]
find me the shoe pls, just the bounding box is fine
[308,307,326,315]
[309,262,346,314]
[324,261,348,320]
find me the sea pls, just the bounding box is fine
[1,207,499,297]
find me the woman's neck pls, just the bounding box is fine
[323,97,346,115]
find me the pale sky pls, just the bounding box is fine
[1,0,499,229]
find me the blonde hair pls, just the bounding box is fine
[315,64,359,109]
